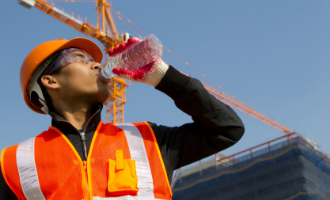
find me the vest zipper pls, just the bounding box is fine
[80,132,88,160]
[80,111,100,200]
[80,109,100,160]
[80,132,90,200]
[83,160,90,200]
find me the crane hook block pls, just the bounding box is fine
[18,0,36,9]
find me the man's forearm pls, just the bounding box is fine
[155,65,244,134]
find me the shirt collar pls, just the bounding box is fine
[49,104,103,136]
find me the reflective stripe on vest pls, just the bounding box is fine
[115,124,154,197]
[16,137,45,200]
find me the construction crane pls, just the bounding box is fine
[18,0,292,135]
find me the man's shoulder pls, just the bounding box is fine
[1,143,19,154]
[2,128,52,151]
[2,135,37,152]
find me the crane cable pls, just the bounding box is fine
[116,15,142,40]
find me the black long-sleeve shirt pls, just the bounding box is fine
[0,66,245,199]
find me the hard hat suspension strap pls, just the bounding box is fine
[27,52,61,114]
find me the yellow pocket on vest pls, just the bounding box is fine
[107,151,139,195]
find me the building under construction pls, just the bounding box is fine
[171,133,330,200]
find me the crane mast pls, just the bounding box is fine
[18,0,292,135]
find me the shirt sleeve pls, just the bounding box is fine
[0,163,18,200]
[148,65,245,183]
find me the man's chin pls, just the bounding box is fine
[96,91,110,104]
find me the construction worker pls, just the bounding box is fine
[0,37,244,200]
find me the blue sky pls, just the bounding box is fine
[1,0,330,161]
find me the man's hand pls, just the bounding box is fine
[108,38,169,87]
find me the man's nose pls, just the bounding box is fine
[93,64,101,70]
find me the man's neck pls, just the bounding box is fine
[53,102,95,130]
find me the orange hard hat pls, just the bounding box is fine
[20,37,103,114]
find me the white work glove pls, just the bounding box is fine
[108,38,169,87]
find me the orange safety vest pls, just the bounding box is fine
[1,122,172,200]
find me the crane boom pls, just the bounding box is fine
[20,0,292,133]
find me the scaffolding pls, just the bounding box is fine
[172,134,330,200]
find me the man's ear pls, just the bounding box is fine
[40,75,60,90]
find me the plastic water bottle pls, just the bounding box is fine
[101,34,163,79]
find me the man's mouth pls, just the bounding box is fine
[97,73,109,83]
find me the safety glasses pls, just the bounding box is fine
[43,48,95,75]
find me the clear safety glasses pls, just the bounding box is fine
[43,48,95,75]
